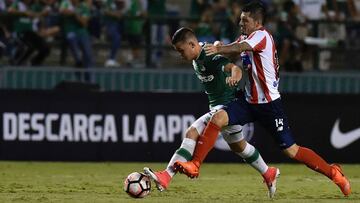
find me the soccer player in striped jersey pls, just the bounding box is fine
[174,1,351,197]
[144,27,280,198]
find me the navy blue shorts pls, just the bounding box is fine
[224,93,296,149]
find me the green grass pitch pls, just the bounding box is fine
[0,162,359,203]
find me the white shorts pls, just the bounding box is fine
[191,105,244,144]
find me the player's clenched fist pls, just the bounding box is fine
[204,44,219,56]
[226,76,239,87]
[213,41,223,46]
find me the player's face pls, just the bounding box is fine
[174,41,197,61]
[239,12,258,35]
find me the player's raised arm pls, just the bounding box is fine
[223,63,242,87]
[213,41,241,61]
[204,41,252,56]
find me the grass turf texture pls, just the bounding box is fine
[0,162,359,203]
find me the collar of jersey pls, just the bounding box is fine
[196,42,206,62]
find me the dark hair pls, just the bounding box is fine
[171,27,196,45]
[283,0,295,12]
[242,1,266,24]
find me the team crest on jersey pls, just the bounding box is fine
[273,80,279,87]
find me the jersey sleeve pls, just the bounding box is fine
[208,54,230,72]
[236,35,247,43]
[243,31,267,52]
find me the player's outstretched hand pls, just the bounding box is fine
[204,43,219,56]
[226,76,239,87]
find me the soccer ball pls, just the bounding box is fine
[124,172,151,198]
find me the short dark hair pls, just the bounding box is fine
[171,27,196,45]
[242,1,266,24]
[283,0,295,11]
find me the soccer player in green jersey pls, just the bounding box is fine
[144,27,280,198]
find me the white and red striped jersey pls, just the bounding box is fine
[240,28,280,104]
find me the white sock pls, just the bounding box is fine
[165,138,196,177]
[236,143,268,175]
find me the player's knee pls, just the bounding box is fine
[283,144,299,158]
[228,139,247,153]
[185,126,200,140]
[210,109,228,127]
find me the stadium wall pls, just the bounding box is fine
[1,67,360,94]
[0,90,359,163]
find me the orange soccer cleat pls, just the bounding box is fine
[331,164,351,196]
[173,160,200,178]
[143,167,171,192]
[262,167,280,198]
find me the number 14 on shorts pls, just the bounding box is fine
[275,119,284,132]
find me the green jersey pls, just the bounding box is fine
[30,2,43,13]
[124,0,144,35]
[10,1,33,33]
[193,43,236,108]
[60,1,90,36]
[148,0,166,17]
[195,22,213,39]
[60,0,77,34]
[75,2,90,36]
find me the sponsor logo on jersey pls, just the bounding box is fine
[197,74,214,82]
